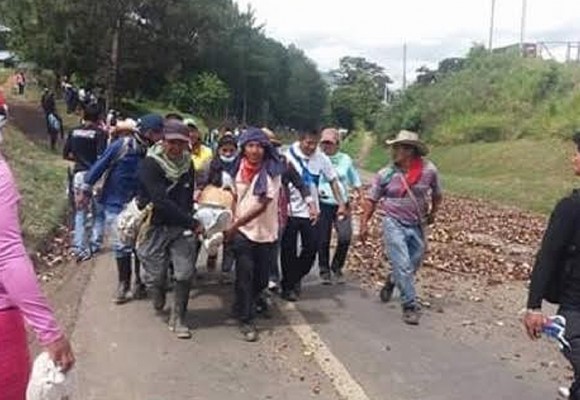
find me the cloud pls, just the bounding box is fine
[237,0,580,85]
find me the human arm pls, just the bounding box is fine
[320,154,346,216]
[82,139,122,188]
[360,170,389,242]
[285,162,318,223]
[428,166,443,224]
[62,132,74,161]
[524,197,577,339]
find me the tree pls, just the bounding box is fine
[191,73,230,126]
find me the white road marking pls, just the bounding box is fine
[277,300,373,400]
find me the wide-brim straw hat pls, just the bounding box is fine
[114,118,138,134]
[385,130,429,156]
[261,127,282,146]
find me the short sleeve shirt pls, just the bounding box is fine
[235,172,281,243]
[367,160,442,225]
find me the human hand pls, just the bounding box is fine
[45,336,75,373]
[308,203,319,225]
[337,203,348,220]
[523,310,546,340]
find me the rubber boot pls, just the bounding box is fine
[114,256,132,305]
[131,254,147,300]
[169,280,192,339]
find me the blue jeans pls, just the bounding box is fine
[103,207,132,258]
[383,217,425,308]
[72,199,105,255]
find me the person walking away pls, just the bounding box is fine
[15,71,26,96]
[280,129,346,302]
[524,132,580,400]
[41,88,64,150]
[226,128,284,341]
[317,128,363,285]
[137,120,200,339]
[205,134,239,283]
[81,119,144,304]
[0,91,8,145]
[62,104,108,262]
[0,155,75,399]
[261,128,312,292]
[360,130,442,325]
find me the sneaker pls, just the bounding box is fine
[255,296,273,319]
[240,323,258,342]
[380,273,395,303]
[268,280,279,292]
[75,250,92,263]
[281,290,298,302]
[174,318,192,339]
[402,305,421,326]
[334,271,346,285]
[320,272,332,285]
[558,386,570,399]
[114,283,131,305]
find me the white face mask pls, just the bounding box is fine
[220,155,236,163]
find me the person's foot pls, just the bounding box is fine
[174,318,192,339]
[380,273,395,303]
[75,250,92,263]
[150,286,166,312]
[219,271,234,285]
[281,290,298,302]
[402,305,421,325]
[333,270,346,285]
[268,280,279,293]
[206,255,217,272]
[114,283,131,305]
[558,386,570,399]
[131,283,147,300]
[240,323,258,342]
[320,272,332,285]
[255,295,273,319]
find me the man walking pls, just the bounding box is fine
[137,120,200,339]
[62,105,108,261]
[280,129,346,301]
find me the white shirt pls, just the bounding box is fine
[285,142,337,218]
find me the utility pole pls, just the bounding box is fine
[488,0,496,51]
[402,43,407,91]
[520,0,527,56]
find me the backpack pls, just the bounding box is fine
[48,113,61,133]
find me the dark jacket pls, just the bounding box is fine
[137,157,196,229]
[63,123,108,172]
[527,190,580,309]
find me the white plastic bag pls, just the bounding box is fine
[27,352,76,400]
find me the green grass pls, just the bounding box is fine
[2,125,68,249]
[357,138,575,214]
[341,131,365,156]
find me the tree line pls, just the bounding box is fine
[0,0,327,129]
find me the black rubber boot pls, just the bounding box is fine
[114,256,132,305]
[131,254,147,300]
[169,280,192,339]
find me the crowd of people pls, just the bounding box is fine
[58,104,446,343]
[0,90,447,396]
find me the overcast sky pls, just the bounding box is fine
[236,0,580,85]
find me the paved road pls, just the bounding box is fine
[70,252,557,400]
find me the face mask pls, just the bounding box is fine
[220,155,236,163]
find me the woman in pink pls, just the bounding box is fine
[0,155,75,399]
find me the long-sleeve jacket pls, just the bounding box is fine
[137,157,196,229]
[0,157,63,345]
[527,190,580,309]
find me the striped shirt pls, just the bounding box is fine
[367,160,442,225]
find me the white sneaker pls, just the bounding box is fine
[268,280,278,291]
[558,386,570,399]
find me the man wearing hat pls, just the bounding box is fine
[137,119,200,339]
[360,130,443,325]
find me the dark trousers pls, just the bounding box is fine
[221,242,235,273]
[560,309,580,399]
[280,216,319,292]
[318,203,353,275]
[231,233,276,323]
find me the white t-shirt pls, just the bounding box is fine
[285,142,337,218]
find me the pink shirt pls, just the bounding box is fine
[235,171,281,243]
[0,156,63,345]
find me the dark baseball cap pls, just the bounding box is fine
[163,119,190,142]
